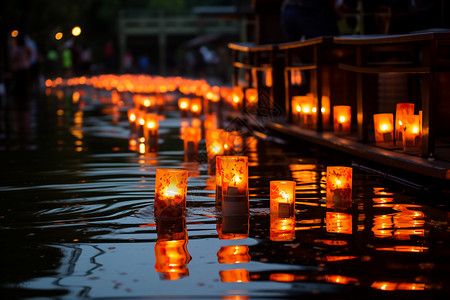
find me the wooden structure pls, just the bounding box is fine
[228,31,450,180]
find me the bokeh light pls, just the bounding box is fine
[55,32,63,40]
[72,26,81,36]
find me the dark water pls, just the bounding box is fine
[1,87,449,299]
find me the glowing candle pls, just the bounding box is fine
[154,169,188,218]
[136,111,146,138]
[291,96,302,123]
[326,166,352,210]
[270,215,296,241]
[231,87,244,110]
[183,127,201,162]
[333,105,351,134]
[326,212,352,234]
[154,218,190,280]
[321,95,331,127]
[270,181,295,218]
[178,98,190,118]
[373,113,394,146]
[402,114,421,153]
[206,129,225,175]
[221,156,249,216]
[245,88,258,112]
[395,103,414,145]
[127,108,137,134]
[298,94,316,128]
[144,113,159,153]
[190,98,202,118]
[217,245,251,264]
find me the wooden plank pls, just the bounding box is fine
[266,122,450,180]
[338,63,430,74]
[334,32,450,45]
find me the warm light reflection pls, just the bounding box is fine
[55,32,63,40]
[217,245,251,264]
[326,212,352,234]
[325,275,358,285]
[371,281,425,291]
[72,26,81,36]
[217,216,249,240]
[219,269,250,282]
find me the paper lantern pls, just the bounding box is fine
[190,98,202,118]
[178,98,190,118]
[216,216,249,240]
[326,212,352,234]
[183,127,201,162]
[270,181,295,218]
[154,218,190,280]
[395,103,414,145]
[326,166,352,210]
[373,113,394,146]
[245,88,258,112]
[298,94,316,128]
[402,114,421,153]
[206,129,225,175]
[144,113,159,153]
[154,169,188,218]
[135,111,146,138]
[217,245,251,264]
[333,105,351,134]
[221,156,249,216]
[270,215,296,241]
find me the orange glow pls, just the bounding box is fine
[72,26,81,36]
[326,166,352,210]
[395,102,414,144]
[402,114,421,152]
[221,156,249,216]
[326,212,352,234]
[55,32,63,40]
[325,275,358,285]
[217,245,251,264]
[155,238,190,280]
[270,273,295,282]
[11,30,19,37]
[270,215,296,241]
[333,106,351,134]
[374,113,394,145]
[154,169,188,218]
[270,181,295,217]
[219,269,250,282]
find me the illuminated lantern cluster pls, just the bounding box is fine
[291,93,329,129]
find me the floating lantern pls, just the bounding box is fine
[217,216,249,240]
[221,156,249,216]
[219,269,250,283]
[402,114,421,153]
[217,245,251,264]
[326,166,352,210]
[395,103,414,145]
[270,181,295,218]
[154,169,189,218]
[231,87,244,110]
[136,111,146,138]
[183,127,201,162]
[190,98,202,118]
[178,98,190,118]
[326,212,352,234]
[206,129,225,175]
[155,218,190,280]
[373,113,394,146]
[127,108,138,134]
[333,105,351,134]
[270,215,296,241]
[144,113,159,153]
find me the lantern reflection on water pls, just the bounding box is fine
[154,169,188,218]
[326,166,352,210]
[219,269,250,283]
[217,216,249,240]
[183,127,201,162]
[154,217,191,280]
[326,212,352,234]
[220,156,249,216]
[217,245,251,264]
[270,215,296,241]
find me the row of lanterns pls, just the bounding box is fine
[291,95,422,153]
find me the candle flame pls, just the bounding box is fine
[412,126,419,134]
[139,118,145,126]
[312,107,317,113]
[336,179,342,186]
[147,121,156,129]
[180,101,188,109]
[296,105,301,112]
[144,99,151,107]
[381,124,389,131]
[233,96,240,103]
[279,190,289,201]
[339,116,346,123]
[398,120,403,126]
[321,107,326,113]
[130,114,136,122]
[191,104,199,112]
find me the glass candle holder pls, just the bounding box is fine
[291,96,303,124]
[183,127,201,162]
[395,103,414,145]
[135,111,146,139]
[299,94,316,128]
[154,217,190,280]
[326,166,352,210]
[217,245,251,264]
[270,215,296,242]
[270,181,295,218]
[245,88,258,112]
[215,156,224,208]
[373,113,394,146]
[190,98,202,118]
[333,105,351,134]
[154,169,189,218]
[321,95,331,128]
[326,211,352,234]
[231,87,244,111]
[402,114,421,153]
[221,156,249,216]
[178,98,190,118]
[144,113,159,153]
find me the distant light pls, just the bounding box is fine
[11,30,19,38]
[55,32,63,40]
[72,26,81,36]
